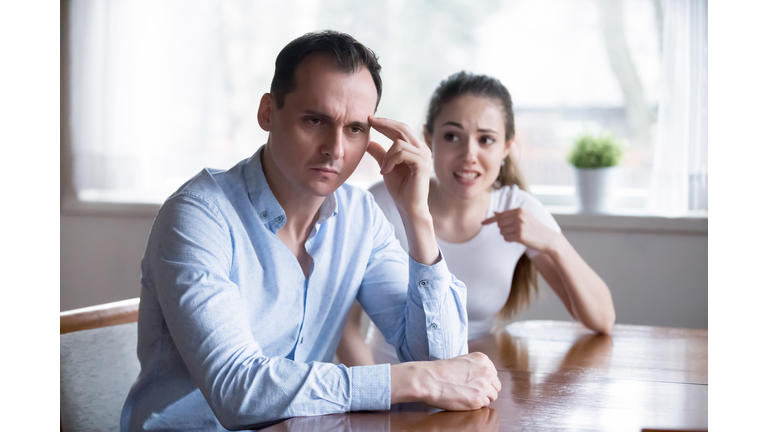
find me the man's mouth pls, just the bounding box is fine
[312,166,340,175]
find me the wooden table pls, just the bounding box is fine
[263,320,707,431]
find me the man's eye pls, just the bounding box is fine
[350,127,364,134]
[307,118,322,126]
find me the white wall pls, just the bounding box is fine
[517,215,707,329]
[61,207,707,329]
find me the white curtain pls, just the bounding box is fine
[650,0,708,213]
[68,0,277,202]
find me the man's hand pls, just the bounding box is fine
[366,116,439,265]
[390,352,502,411]
[366,117,432,218]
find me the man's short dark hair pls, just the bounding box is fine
[270,30,383,109]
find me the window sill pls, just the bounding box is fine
[548,206,707,234]
[61,196,708,235]
[61,196,162,218]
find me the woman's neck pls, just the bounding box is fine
[428,179,492,244]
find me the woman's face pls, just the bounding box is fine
[426,95,512,201]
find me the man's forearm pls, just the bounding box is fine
[398,209,440,266]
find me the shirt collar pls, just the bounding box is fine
[317,190,338,225]
[245,146,338,231]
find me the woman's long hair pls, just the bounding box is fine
[425,71,539,328]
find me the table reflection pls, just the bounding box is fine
[263,321,706,432]
[267,406,499,432]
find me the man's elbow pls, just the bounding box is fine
[210,402,248,431]
[208,394,276,431]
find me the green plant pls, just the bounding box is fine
[567,131,625,168]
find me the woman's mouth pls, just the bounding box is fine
[453,171,481,185]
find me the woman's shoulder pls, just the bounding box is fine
[367,180,399,218]
[368,180,389,200]
[492,184,540,210]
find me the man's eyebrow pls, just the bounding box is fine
[302,110,333,121]
[349,120,370,129]
[302,110,370,129]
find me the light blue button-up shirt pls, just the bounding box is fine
[121,148,468,431]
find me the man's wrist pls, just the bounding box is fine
[390,362,426,404]
[397,205,432,226]
[399,211,439,265]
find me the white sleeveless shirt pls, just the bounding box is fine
[366,181,561,364]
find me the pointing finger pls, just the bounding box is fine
[481,212,501,225]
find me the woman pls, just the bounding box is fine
[336,71,615,367]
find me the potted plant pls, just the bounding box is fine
[567,131,625,213]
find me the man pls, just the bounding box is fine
[121,31,500,431]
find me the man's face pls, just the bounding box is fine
[259,54,378,198]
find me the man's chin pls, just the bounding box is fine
[304,179,347,197]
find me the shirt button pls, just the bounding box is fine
[261,211,268,218]
[429,323,437,330]
[276,215,284,222]
[300,337,304,344]
[419,280,427,287]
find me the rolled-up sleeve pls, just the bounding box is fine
[357,194,468,364]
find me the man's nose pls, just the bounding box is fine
[321,128,345,160]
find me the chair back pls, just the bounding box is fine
[60,298,140,432]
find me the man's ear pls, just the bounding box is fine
[423,125,433,151]
[257,93,274,132]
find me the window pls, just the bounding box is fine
[65,0,706,213]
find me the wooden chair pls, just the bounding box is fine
[60,298,140,432]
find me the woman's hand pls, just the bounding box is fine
[484,207,615,334]
[481,207,561,254]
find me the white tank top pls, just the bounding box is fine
[366,180,560,364]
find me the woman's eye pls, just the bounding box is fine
[443,132,459,142]
[479,136,496,145]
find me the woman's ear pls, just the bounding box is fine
[257,93,274,132]
[504,137,515,159]
[423,125,433,151]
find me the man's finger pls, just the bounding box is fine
[366,140,386,168]
[369,116,419,145]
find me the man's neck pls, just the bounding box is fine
[260,145,324,241]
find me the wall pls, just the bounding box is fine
[517,214,707,329]
[61,207,707,329]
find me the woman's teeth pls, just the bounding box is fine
[455,172,479,179]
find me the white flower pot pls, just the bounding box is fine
[574,167,616,213]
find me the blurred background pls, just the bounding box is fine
[61,0,707,329]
